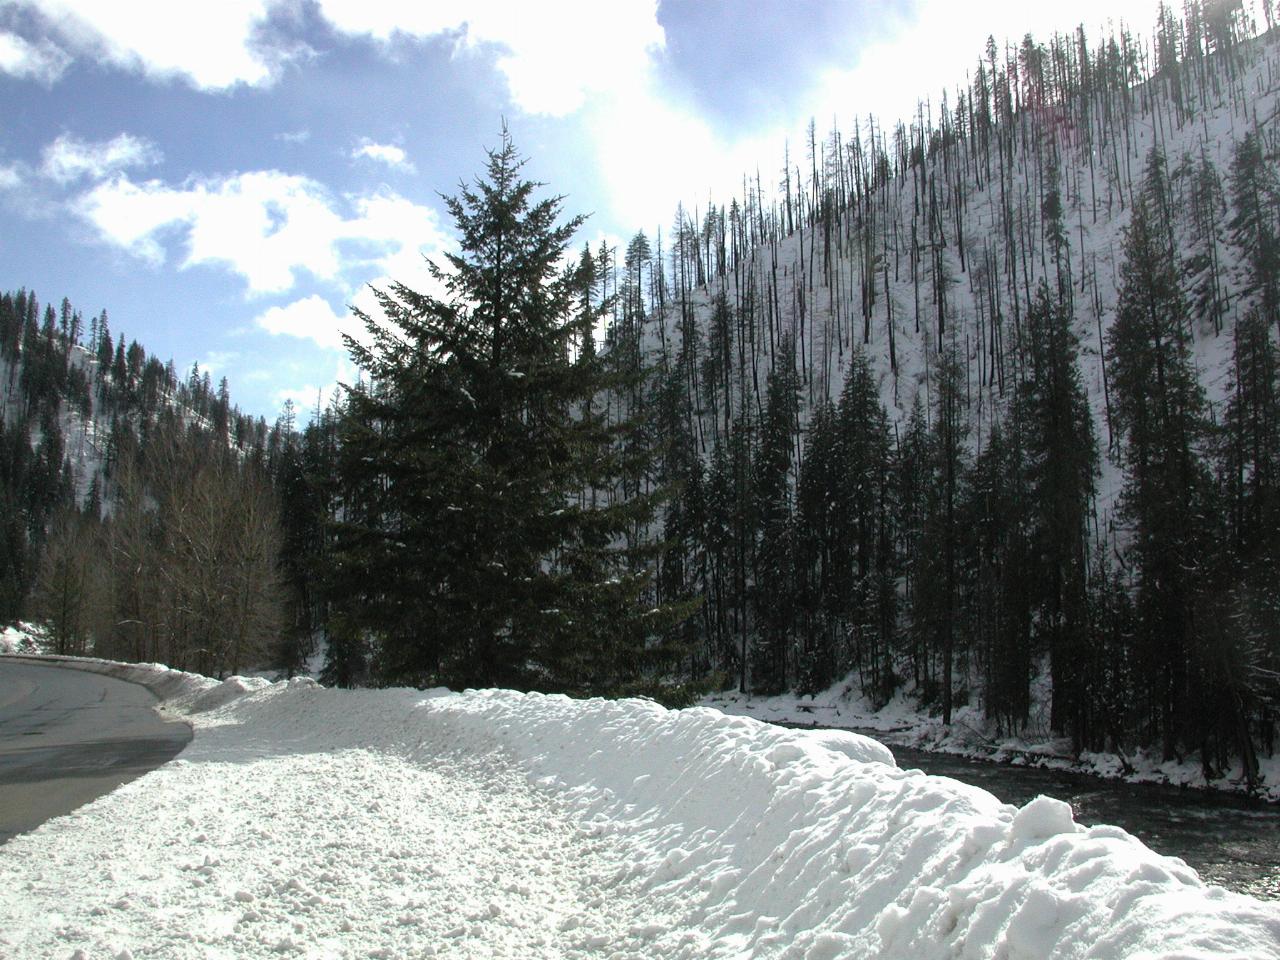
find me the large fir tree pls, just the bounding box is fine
[1017,283,1098,750]
[334,132,690,698]
[1107,149,1214,760]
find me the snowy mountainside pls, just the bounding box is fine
[616,19,1280,777]
[3,342,113,504]
[0,655,1276,959]
[1,294,284,653]
[1,337,243,511]
[653,29,1280,520]
[0,287,278,513]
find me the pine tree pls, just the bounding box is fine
[832,351,896,700]
[795,398,840,691]
[1018,283,1098,751]
[965,414,1030,733]
[911,346,969,724]
[703,435,740,681]
[750,334,801,694]
[334,132,689,697]
[1227,132,1280,339]
[1211,307,1280,784]
[1107,148,1214,759]
[1184,149,1228,336]
[897,395,931,691]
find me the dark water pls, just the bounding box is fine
[887,741,1280,900]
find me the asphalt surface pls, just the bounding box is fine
[0,660,192,843]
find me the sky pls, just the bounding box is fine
[0,0,1185,421]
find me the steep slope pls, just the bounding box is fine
[607,17,1280,771]
[655,31,1278,505]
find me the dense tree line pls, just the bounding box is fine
[383,4,1273,779]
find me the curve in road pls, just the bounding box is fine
[0,660,192,842]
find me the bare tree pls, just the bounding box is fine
[31,508,99,655]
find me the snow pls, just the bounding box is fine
[707,674,1280,803]
[2,657,1278,958]
[0,621,51,655]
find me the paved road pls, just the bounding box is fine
[0,660,191,842]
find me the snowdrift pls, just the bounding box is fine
[1,657,1277,958]
[709,684,1280,803]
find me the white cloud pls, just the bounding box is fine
[42,133,161,184]
[345,191,450,287]
[75,174,196,265]
[254,295,349,351]
[806,0,1177,143]
[308,0,728,230]
[78,171,339,288]
[353,140,414,172]
[74,166,450,296]
[198,350,239,377]
[0,30,70,83]
[6,0,666,102]
[313,0,664,117]
[6,0,281,89]
[0,165,21,191]
[589,0,1189,231]
[585,90,775,233]
[275,358,357,413]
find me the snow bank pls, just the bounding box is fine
[1,651,218,702]
[709,683,1280,803]
[1,665,1277,958]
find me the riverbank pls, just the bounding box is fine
[704,680,1280,805]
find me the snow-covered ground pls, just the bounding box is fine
[1,657,1278,959]
[0,621,50,656]
[707,676,1280,804]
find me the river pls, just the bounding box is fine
[885,741,1280,900]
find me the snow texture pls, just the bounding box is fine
[1,657,1278,958]
[708,672,1280,803]
[0,621,50,656]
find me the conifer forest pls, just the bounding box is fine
[3,3,1280,786]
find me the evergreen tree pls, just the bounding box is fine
[831,351,896,700]
[1085,536,1137,754]
[965,415,1033,734]
[795,398,838,691]
[1107,148,1215,760]
[750,335,801,694]
[1228,132,1280,338]
[1212,307,1280,784]
[1018,283,1098,750]
[911,346,969,723]
[1183,149,1228,336]
[335,132,690,698]
[703,435,740,681]
[896,395,931,691]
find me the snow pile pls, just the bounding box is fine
[1,650,219,701]
[1,667,1278,959]
[708,681,1280,803]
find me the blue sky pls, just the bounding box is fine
[0,0,1173,421]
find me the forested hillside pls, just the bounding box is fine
[0,293,302,677]
[4,2,1279,788]
[574,4,1280,778]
